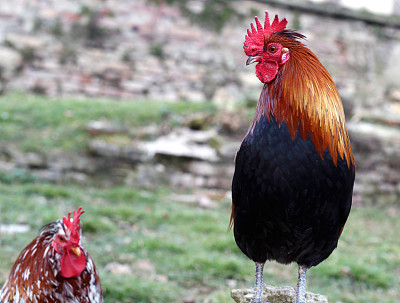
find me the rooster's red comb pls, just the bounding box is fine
[63,207,84,244]
[244,12,288,56]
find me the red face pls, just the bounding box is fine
[245,41,290,83]
[52,223,87,278]
[52,233,80,254]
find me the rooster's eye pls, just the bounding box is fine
[269,46,277,53]
[58,236,66,242]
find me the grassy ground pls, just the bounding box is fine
[0,93,399,303]
[0,92,215,154]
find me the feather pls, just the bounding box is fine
[248,32,354,168]
[0,214,103,303]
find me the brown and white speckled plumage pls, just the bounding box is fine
[0,213,103,303]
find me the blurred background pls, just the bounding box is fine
[0,0,399,302]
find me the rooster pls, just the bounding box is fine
[0,207,103,303]
[230,12,355,303]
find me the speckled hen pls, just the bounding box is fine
[0,207,103,303]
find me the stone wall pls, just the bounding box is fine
[1,0,400,108]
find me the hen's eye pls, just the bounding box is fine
[58,236,66,242]
[269,46,277,53]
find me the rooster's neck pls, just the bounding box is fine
[249,49,354,167]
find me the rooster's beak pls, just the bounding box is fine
[71,247,81,257]
[246,56,258,65]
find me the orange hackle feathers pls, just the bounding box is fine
[248,31,354,168]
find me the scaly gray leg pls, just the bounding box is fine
[295,265,308,303]
[250,262,266,303]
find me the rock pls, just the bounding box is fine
[64,171,89,183]
[0,160,16,173]
[188,161,220,176]
[185,0,204,14]
[187,161,233,189]
[121,143,152,163]
[120,80,149,95]
[85,120,128,136]
[5,149,47,169]
[142,128,218,161]
[86,135,152,164]
[170,193,217,208]
[169,171,200,189]
[180,90,205,103]
[46,153,96,174]
[386,88,400,102]
[25,152,46,168]
[0,46,23,75]
[4,34,45,50]
[79,49,131,77]
[188,128,218,144]
[131,124,160,140]
[33,169,63,183]
[124,163,168,189]
[87,139,122,158]
[231,285,328,303]
[347,121,400,158]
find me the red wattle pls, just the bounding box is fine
[60,248,87,278]
[256,61,279,83]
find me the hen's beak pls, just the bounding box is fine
[71,247,81,257]
[246,56,258,65]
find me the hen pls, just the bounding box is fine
[0,207,103,303]
[230,12,355,303]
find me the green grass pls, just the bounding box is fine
[0,92,215,153]
[0,93,399,302]
[0,180,399,303]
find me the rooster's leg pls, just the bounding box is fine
[295,264,308,303]
[250,262,266,303]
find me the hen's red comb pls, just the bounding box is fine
[244,12,288,55]
[63,207,84,245]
